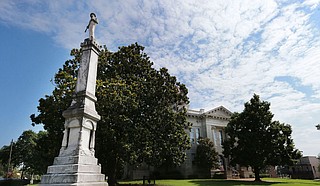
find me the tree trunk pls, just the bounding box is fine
[21,170,24,179]
[254,167,261,182]
[108,171,117,186]
[107,158,118,186]
[20,165,24,179]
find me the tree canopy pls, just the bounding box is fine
[193,138,219,178]
[31,43,191,186]
[0,142,16,178]
[30,49,79,176]
[222,94,301,181]
[0,130,49,178]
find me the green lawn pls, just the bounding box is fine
[120,178,320,186]
[27,178,320,186]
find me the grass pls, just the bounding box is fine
[119,178,320,186]
[27,178,320,186]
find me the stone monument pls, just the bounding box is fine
[40,13,108,186]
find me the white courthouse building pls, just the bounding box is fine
[178,106,234,178]
[125,106,253,179]
[181,106,254,178]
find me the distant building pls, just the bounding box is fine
[124,106,254,179]
[177,106,231,178]
[177,106,253,178]
[290,156,320,179]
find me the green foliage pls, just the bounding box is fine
[96,43,190,185]
[223,94,301,181]
[0,163,5,177]
[0,140,21,178]
[15,130,38,177]
[0,130,49,177]
[193,138,219,177]
[31,43,190,185]
[31,131,55,175]
[0,144,13,177]
[30,49,80,171]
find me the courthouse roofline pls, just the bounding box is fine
[186,105,232,120]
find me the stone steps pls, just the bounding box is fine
[39,181,108,186]
[41,173,106,184]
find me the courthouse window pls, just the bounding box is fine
[195,128,200,143]
[212,129,217,146]
[190,128,195,143]
[190,128,200,144]
[219,130,224,145]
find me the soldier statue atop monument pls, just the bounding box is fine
[40,12,107,186]
[85,13,98,40]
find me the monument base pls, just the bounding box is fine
[39,155,108,186]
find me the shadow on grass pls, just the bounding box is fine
[118,179,284,186]
[189,179,283,186]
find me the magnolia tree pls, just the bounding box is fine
[31,43,191,186]
[193,138,219,178]
[223,94,301,181]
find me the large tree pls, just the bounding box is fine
[30,131,54,175]
[31,43,190,186]
[222,94,301,181]
[30,49,80,174]
[193,138,219,178]
[0,130,49,178]
[14,130,38,178]
[0,142,17,178]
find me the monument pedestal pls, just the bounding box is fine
[40,37,107,186]
[40,155,106,185]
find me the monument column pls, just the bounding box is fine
[40,13,108,186]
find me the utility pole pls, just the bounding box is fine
[7,139,13,178]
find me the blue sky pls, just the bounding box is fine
[0,0,320,156]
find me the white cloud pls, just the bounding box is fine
[303,0,320,10]
[1,0,320,155]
